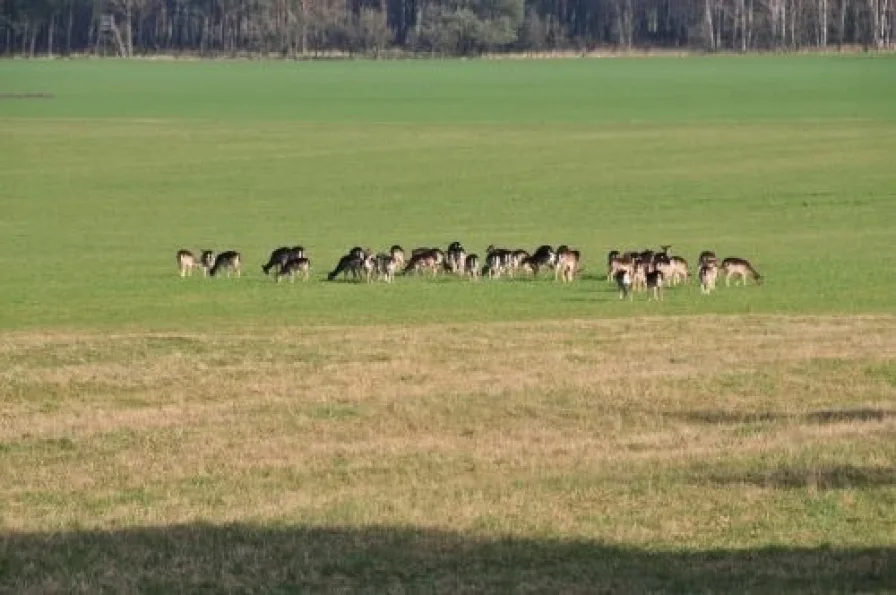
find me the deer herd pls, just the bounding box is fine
[175,242,762,300]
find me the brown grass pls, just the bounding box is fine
[1,315,895,591]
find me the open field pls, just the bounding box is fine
[1,56,896,330]
[1,56,895,592]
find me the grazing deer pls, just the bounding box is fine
[607,250,635,282]
[328,249,366,282]
[374,253,397,283]
[721,257,763,286]
[209,251,242,278]
[389,245,406,269]
[555,245,581,283]
[668,257,690,285]
[631,260,648,292]
[446,242,466,275]
[645,269,664,301]
[263,245,305,276]
[465,254,480,281]
[403,248,443,277]
[484,251,505,278]
[523,245,556,277]
[199,250,216,277]
[484,245,512,278]
[655,250,689,286]
[699,260,719,294]
[614,269,633,301]
[276,257,311,283]
[361,251,377,283]
[176,249,197,277]
[508,249,530,276]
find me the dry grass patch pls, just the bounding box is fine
[1,314,895,591]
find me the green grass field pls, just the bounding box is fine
[1,55,895,593]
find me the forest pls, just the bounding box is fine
[1,0,893,57]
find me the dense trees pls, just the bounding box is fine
[1,0,893,56]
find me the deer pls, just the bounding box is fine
[645,268,664,301]
[522,245,557,278]
[465,254,480,281]
[445,241,466,275]
[607,250,636,282]
[555,245,581,283]
[698,250,718,267]
[614,269,633,301]
[653,245,689,286]
[276,257,312,283]
[721,257,763,286]
[389,245,406,269]
[374,253,398,283]
[176,249,197,277]
[327,247,368,282]
[403,248,443,277]
[209,251,242,278]
[699,259,719,294]
[199,250,216,277]
[263,245,305,276]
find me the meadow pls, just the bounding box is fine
[1,55,895,592]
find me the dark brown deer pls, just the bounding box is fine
[209,251,242,278]
[276,257,311,283]
[263,245,305,276]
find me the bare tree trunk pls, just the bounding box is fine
[738,0,747,50]
[820,0,827,46]
[747,0,754,47]
[869,0,880,47]
[300,0,308,55]
[704,0,716,48]
[791,0,798,47]
[66,2,74,54]
[48,14,55,56]
[880,0,890,45]
[780,0,787,47]
[200,15,209,54]
[887,0,893,45]
[838,0,847,46]
[615,0,632,47]
[29,23,38,57]
[716,2,722,48]
[125,0,133,56]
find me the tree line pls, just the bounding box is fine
[2,0,893,58]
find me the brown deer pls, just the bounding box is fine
[176,249,197,277]
[555,245,580,283]
[699,260,719,294]
[721,257,762,286]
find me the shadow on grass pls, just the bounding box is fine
[668,408,895,425]
[1,524,893,593]
[704,464,896,491]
